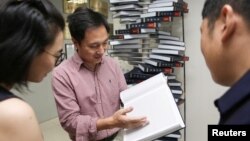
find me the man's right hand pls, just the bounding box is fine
[110,106,149,129]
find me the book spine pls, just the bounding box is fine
[140,16,172,23]
[110,35,124,40]
[158,62,184,67]
[174,2,185,8]
[115,29,130,34]
[149,67,161,73]
[169,56,189,62]
[115,28,147,34]
[130,28,142,34]
[129,73,153,80]
[156,11,181,17]
[125,78,143,84]
[142,67,174,74]
[163,67,174,74]
[126,22,159,29]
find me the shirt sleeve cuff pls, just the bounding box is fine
[75,116,98,141]
[89,117,99,139]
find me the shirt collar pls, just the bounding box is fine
[71,52,105,71]
[215,70,250,115]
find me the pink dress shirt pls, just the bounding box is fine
[52,53,127,141]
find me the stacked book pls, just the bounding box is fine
[109,0,151,65]
[108,0,189,141]
[108,0,188,65]
[155,130,182,141]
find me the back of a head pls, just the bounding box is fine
[202,0,250,30]
[67,7,110,43]
[0,0,65,89]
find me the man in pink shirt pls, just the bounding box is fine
[52,8,148,141]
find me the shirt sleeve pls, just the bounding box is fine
[51,69,98,141]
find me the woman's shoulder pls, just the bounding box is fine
[0,98,43,141]
[0,98,35,119]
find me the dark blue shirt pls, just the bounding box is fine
[0,86,17,101]
[215,71,250,124]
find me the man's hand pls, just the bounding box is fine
[110,107,149,129]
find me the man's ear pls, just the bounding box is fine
[220,5,236,43]
[72,38,79,48]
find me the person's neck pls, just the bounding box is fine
[84,63,97,71]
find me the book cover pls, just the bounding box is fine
[113,44,144,49]
[113,10,141,18]
[110,0,138,4]
[109,52,144,58]
[125,67,157,80]
[126,22,161,29]
[144,59,184,68]
[154,136,178,141]
[152,0,183,4]
[165,74,177,80]
[110,4,140,11]
[151,48,185,56]
[136,16,172,23]
[168,79,182,87]
[172,93,182,100]
[109,39,143,45]
[159,40,185,46]
[148,6,180,12]
[107,49,139,54]
[170,86,183,95]
[115,28,156,34]
[157,35,180,41]
[165,130,181,138]
[140,11,182,18]
[149,54,189,62]
[138,64,174,74]
[110,34,150,40]
[125,78,144,84]
[149,1,184,8]
[120,73,185,141]
[120,16,140,23]
[157,44,186,51]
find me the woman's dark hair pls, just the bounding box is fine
[67,7,110,43]
[202,0,250,30]
[0,0,65,89]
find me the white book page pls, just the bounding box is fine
[120,73,165,104]
[121,73,185,141]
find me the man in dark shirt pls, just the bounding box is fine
[200,0,250,124]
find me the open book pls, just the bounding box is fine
[120,73,185,141]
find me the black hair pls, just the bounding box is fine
[67,7,110,43]
[0,0,65,89]
[202,0,250,30]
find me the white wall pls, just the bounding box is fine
[13,73,58,122]
[184,0,229,141]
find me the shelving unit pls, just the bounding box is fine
[108,0,189,141]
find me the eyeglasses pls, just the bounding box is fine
[44,50,65,66]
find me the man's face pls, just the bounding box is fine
[76,25,109,68]
[200,18,227,85]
